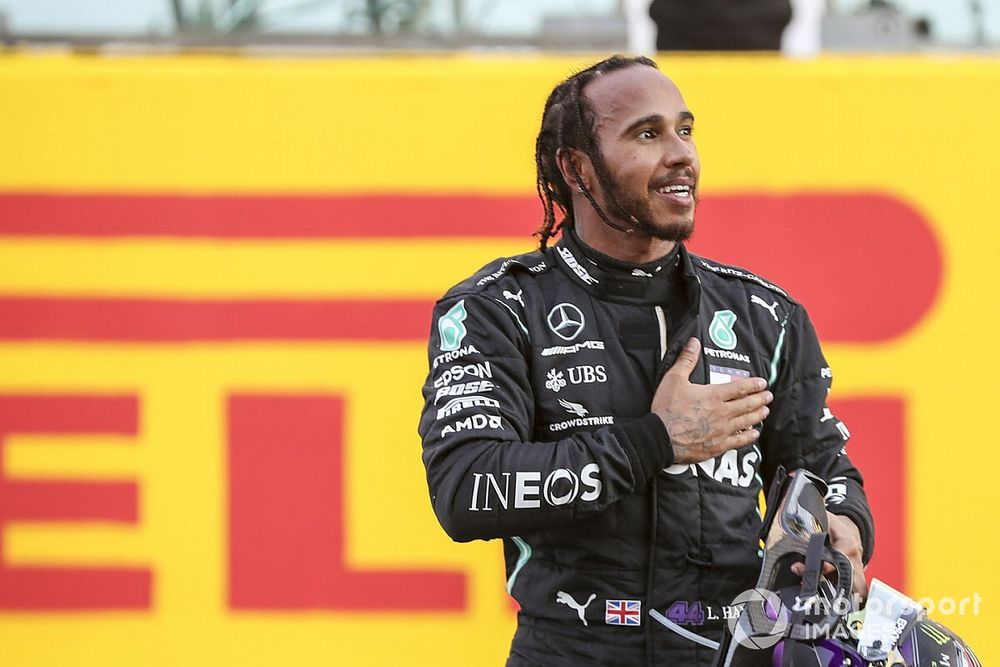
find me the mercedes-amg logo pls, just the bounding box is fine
[547,303,585,341]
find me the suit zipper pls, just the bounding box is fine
[654,305,668,360]
[648,305,669,667]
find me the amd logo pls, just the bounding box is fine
[441,413,503,436]
[468,464,602,511]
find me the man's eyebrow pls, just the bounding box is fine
[621,111,695,136]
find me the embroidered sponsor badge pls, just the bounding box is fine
[437,300,468,351]
[708,364,751,385]
[605,599,642,626]
[709,309,738,350]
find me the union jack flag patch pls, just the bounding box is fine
[605,599,641,626]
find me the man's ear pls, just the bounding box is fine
[556,147,590,193]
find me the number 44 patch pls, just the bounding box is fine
[665,601,707,626]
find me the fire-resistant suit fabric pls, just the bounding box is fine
[418,230,874,666]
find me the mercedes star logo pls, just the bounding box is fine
[547,303,585,341]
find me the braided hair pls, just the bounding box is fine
[534,55,659,249]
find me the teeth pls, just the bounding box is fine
[658,184,691,197]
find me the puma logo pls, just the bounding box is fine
[556,591,596,626]
[750,294,780,322]
[503,289,525,307]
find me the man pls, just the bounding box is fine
[418,55,873,666]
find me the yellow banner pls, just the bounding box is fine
[0,53,997,665]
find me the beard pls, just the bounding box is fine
[592,150,696,242]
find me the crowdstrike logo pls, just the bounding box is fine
[547,303,585,341]
[559,399,588,417]
[546,399,616,433]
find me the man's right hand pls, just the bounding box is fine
[651,337,773,464]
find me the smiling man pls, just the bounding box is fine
[418,56,874,666]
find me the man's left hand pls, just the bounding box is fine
[791,512,868,600]
[827,512,867,599]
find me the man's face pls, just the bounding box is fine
[583,66,700,242]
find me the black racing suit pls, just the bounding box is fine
[418,231,874,666]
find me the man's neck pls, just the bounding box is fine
[573,218,677,265]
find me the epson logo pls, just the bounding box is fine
[433,361,493,389]
[437,395,500,420]
[441,413,503,436]
[468,463,602,511]
[435,380,495,404]
[432,344,480,369]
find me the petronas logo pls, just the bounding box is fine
[438,300,469,352]
[709,310,738,350]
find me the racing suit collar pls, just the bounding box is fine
[554,228,701,308]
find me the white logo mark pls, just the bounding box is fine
[547,303,585,341]
[556,591,596,626]
[792,595,819,612]
[557,247,599,285]
[821,407,835,423]
[751,295,780,322]
[559,399,589,417]
[503,289,525,307]
[545,369,567,392]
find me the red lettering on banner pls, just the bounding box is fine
[0,192,936,606]
[0,192,941,343]
[828,397,906,590]
[228,395,466,610]
[0,194,539,238]
[0,298,431,342]
[690,194,942,343]
[0,396,151,609]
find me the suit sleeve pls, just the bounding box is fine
[759,303,876,564]
[419,292,672,542]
